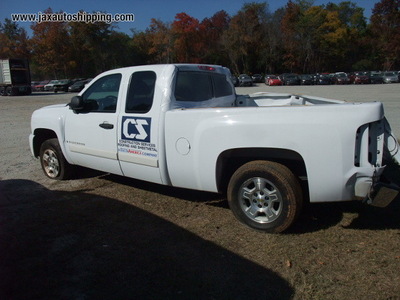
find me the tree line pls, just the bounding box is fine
[0,0,399,80]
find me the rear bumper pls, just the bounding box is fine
[366,182,400,207]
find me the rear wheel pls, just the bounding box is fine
[39,138,73,180]
[227,161,303,233]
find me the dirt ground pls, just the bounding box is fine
[1,85,400,300]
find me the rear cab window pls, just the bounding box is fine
[174,72,213,102]
[172,66,235,109]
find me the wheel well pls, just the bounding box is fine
[216,148,308,194]
[32,129,58,157]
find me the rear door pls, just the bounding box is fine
[117,69,163,183]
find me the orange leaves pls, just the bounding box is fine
[370,0,400,70]
[30,8,70,77]
[171,13,204,63]
[0,19,30,59]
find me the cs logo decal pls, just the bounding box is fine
[122,117,151,142]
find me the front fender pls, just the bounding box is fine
[30,105,71,163]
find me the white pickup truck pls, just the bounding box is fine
[29,64,400,232]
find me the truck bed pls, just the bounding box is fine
[236,92,346,107]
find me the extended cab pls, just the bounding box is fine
[29,64,400,232]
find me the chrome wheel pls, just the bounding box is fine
[227,161,303,233]
[39,138,73,180]
[42,149,60,178]
[239,177,282,224]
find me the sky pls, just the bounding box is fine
[1,0,380,37]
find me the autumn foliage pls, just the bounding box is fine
[1,1,399,80]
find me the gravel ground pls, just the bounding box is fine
[1,84,399,300]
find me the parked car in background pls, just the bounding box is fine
[299,74,314,85]
[264,75,274,80]
[367,71,384,84]
[44,80,60,91]
[53,79,74,93]
[32,80,50,91]
[265,75,282,86]
[54,78,87,93]
[333,72,350,84]
[280,74,300,85]
[314,74,332,85]
[68,78,92,92]
[238,74,253,86]
[382,71,399,83]
[31,81,40,91]
[349,72,370,84]
[251,74,263,83]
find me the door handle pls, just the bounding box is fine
[99,122,114,129]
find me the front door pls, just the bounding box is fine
[64,73,123,175]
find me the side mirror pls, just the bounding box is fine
[69,96,84,112]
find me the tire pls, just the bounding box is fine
[39,138,73,180]
[227,161,303,233]
[5,86,12,96]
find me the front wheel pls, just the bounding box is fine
[6,86,13,96]
[227,161,303,233]
[39,138,73,180]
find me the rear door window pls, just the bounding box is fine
[125,71,156,113]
